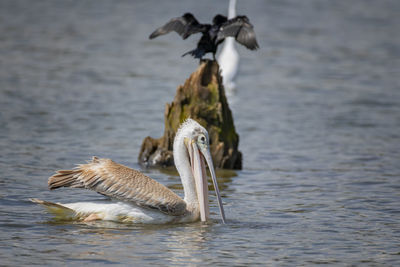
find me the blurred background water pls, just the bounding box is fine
[1,0,400,265]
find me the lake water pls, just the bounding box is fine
[1,0,400,265]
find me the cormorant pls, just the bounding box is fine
[149,13,259,60]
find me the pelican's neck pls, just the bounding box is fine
[173,133,198,204]
[228,0,236,19]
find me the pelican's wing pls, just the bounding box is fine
[149,13,203,40]
[48,157,187,216]
[217,16,259,50]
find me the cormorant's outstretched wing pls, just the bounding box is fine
[217,16,259,50]
[149,13,204,40]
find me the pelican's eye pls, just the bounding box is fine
[198,135,206,145]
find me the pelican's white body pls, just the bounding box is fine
[63,201,199,224]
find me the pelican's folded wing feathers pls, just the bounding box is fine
[48,157,187,216]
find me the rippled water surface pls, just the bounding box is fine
[1,0,400,265]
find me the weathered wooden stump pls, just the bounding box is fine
[138,59,242,169]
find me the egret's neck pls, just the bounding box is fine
[225,37,235,48]
[228,0,236,19]
[173,135,198,204]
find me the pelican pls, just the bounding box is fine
[218,0,239,90]
[149,12,258,61]
[31,119,226,224]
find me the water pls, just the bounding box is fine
[1,0,400,265]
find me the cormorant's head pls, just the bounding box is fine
[183,13,196,22]
[212,14,227,26]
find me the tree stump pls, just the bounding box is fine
[138,59,242,169]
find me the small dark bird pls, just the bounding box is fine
[149,13,259,60]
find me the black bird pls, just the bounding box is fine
[149,13,259,60]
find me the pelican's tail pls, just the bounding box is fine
[30,198,77,220]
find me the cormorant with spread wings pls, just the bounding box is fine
[149,13,259,60]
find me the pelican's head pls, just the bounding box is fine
[174,119,226,224]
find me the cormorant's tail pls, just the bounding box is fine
[182,48,205,59]
[30,198,76,219]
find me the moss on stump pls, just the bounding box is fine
[138,60,242,169]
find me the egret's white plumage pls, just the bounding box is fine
[31,119,226,224]
[218,0,239,90]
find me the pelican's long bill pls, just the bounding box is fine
[186,137,226,224]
